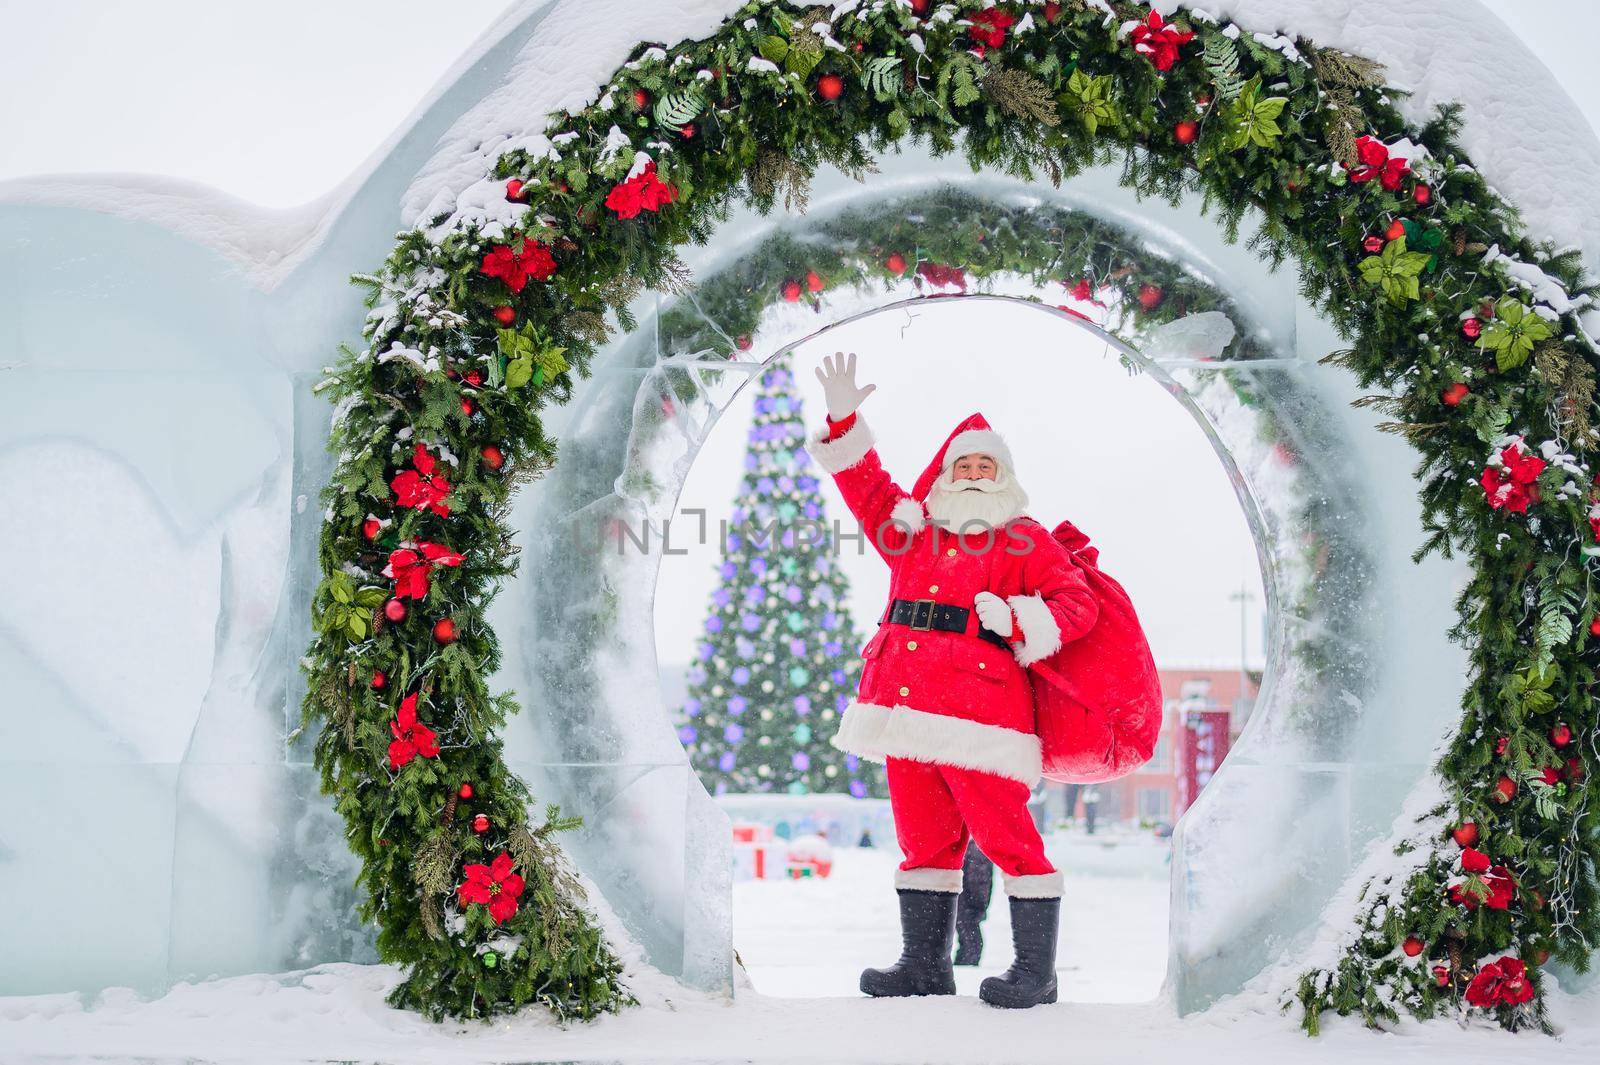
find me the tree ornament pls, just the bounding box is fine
[433,618,458,645]
[1451,821,1479,847]
[480,240,557,292]
[968,8,1015,49]
[482,445,505,470]
[1403,936,1425,957]
[482,951,498,968]
[680,122,696,139]
[459,782,474,799]
[910,0,929,13]
[362,517,382,541]
[465,370,483,387]
[604,160,678,219]
[1551,723,1573,748]
[391,445,453,519]
[1362,235,1384,253]
[1441,382,1469,407]
[371,670,388,691]
[384,598,407,623]
[472,813,490,834]
[1589,616,1600,637]
[1413,183,1432,205]
[633,88,649,109]
[1137,284,1164,311]
[492,305,517,326]
[385,542,465,599]
[1385,219,1406,241]
[1175,120,1198,144]
[781,278,803,302]
[805,270,825,293]
[504,179,526,202]
[457,851,524,924]
[461,398,476,416]
[817,73,843,101]
[1043,1,1062,22]
[1129,10,1193,70]
[387,692,441,770]
[1493,774,1517,803]
[1433,964,1451,987]
[1461,316,1481,339]
[885,252,908,276]
[735,334,753,351]
[1495,735,1510,755]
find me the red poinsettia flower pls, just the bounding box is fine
[457,851,526,925]
[605,160,679,219]
[480,240,557,293]
[383,540,465,600]
[1480,442,1546,514]
[1129,10,1195,72]
[387,692,440,770]
[968,7,1015,48]
[1465,956,1535,1008]
[1348,136,1412,191]
[1450,864,1517,911]
[1460,847,1492,874]
[391,444,452,518]
[916,260,967,291]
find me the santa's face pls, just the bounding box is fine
[926,451,1029,531]
[950,453,998,480]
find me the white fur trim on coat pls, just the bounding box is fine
[942,428,1014,473]
[889,495,926,536]
[1003,870,1065,898]
[1006,592,1062,668]
[805,414,875,473]
[895,866,965,893]
[830,699,1042,786]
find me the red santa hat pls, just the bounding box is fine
[910,412,1016,501]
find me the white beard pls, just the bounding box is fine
[924,467,1030,531]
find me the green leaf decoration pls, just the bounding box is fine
[498,323,568,390]
[937,52,985,110]
[1202,34,1245,100]
[1061,69,1116,135]
[1478,296,1556,371]
[863,56,901,102]
[1358,235,1430,304]
[758,34,790,66]
[784,37,823,79]
[1221,78,1288,151]
[652,88,705,131]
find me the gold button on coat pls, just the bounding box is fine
[929,584,939,593]
[906,640,917,650]
[946,548,957,557]
[898,686,910,697]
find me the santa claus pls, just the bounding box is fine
[805,351,1099,1009]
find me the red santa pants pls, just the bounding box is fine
[885,756,1063,898]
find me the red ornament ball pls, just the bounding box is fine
[482,445,505,471]
[1385,219,1406,241]
[1533,948,1551,967]
[505,179,527,203]
[1589,616,1600,637]
[461,397,476,416]
[492,305,517,326]
[781,279,803,302]
[362,517,382,541]
[1362,235,1385,254]
[1174,120,1198,145]
[911,0,930,14]
[886,252,908,276]
[1402,936,1425,958]
[465,370,483,387]
[472,813,490,834]
[1433,965,1451,987]
[433,618,458,645]
[1551,723,1573,748]
[1043,1,1062,22]
[384,598,407,623]
[459,782,474,800]
[680,122,696,139]
[633,88,650,109]
[1451,822,1479,847]
[805,269,825,293]
[1568,756,1586,781]
[1441,383,1469,407]
[1137,284,1164,311]
[817,74,844,101]
[1461,316,1482,339]
[1413,183,1432,205]
[371,670,388,691]
[735,334,753,351]
[1493,774,1517,803]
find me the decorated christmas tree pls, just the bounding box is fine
[676,357,884,799]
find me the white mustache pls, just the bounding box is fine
[948,476,1006,493]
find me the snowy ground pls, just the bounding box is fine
[5,825,1598,1064]
[733,827,1170,1002]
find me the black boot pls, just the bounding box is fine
[953,841,992,966]
[979,895,1060,1008]
[953,922,983,967]
[860,889,957,997]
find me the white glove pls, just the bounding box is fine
[814,350,877,421]
[973,591,1014,637]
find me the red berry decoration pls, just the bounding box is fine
[482,445,505,471]
[492,305,516,326]
[1362,235,1385,253]
[384,598,407,623]
[1137,284,1164,311]
[1433,965,1451,987]
[735,334,753,351]
[1493,774,1517,803]
[461,398,475,416]
[805,269,825,293]
[1452,822,1479,847]
[1413,183,1432,205]
[1174,120,1198,145]
[633,88,650,109]
[1441,383,1469,407]
[459,782,474,800]
[1551,723,1573,748]
[817,74,844,101]
[1568,756,1586,781]
[781,279,802,302]
[465,370,483,387]
[1589,617,1600,637]
[680,122,695,139]
[1385,219,1406,241]
[1461,316,1482,339]
[1403,936,1425,957]
[505,179,526,202]
[371,670,388,691]
[362,517,382,541]
[433,618,458,645]
[472,813,490,834]
[886,252,908,276]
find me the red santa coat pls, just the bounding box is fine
[805,411,1100,786]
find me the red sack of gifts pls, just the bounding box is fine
[1029,518,1162,784]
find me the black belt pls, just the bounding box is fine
[883,598,1012,651]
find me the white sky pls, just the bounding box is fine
[0,0,1587,671]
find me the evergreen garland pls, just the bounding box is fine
[303,0,1597,1030]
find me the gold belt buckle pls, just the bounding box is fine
[908,598,936,630]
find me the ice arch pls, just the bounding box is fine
[0,0,1592,1010]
